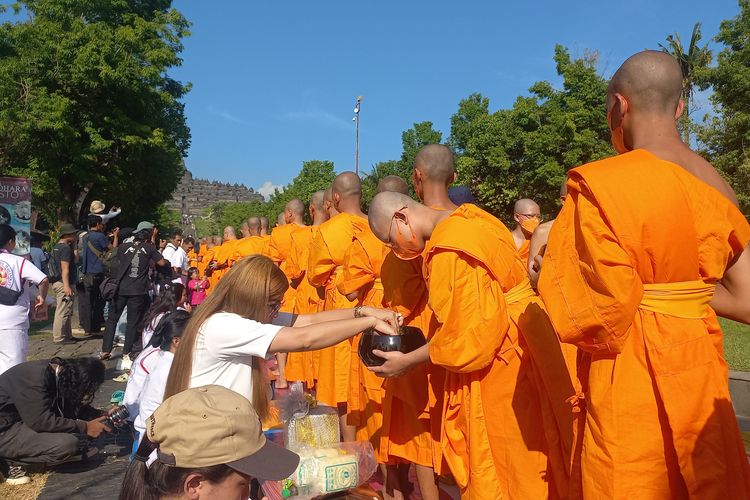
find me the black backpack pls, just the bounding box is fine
[47,246,63,283]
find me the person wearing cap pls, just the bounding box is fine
[89,200,121,223]
[101,222,170,362]
[49,224,82,344]
[120,385,299,500]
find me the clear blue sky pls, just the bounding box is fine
[161,2,741,196]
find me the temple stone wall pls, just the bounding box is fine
[166,170,263,217]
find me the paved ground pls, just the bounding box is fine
[24,332,133,500]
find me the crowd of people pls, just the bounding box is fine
[0,50,749,499]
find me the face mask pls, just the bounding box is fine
[608,107,629,154]
[520,218,540,235]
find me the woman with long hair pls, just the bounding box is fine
[131,310,189,448]
[164,255,398,420]
[120,385,299,500]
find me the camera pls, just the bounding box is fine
[104,405,130,428]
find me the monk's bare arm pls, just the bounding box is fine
[527,222,552,287]
[711,245,750,324]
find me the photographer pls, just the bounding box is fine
[48,224,80,344]
[0,357,109,485]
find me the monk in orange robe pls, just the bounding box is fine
[528,185,568,288]
[338,177,411,467]
[510,198,541,262]
[268,199,308,389]
[286,190,329,388]
[235,217,266,258]
[207,226,239,290]
[538,51,750,499]
[259,216,271,255]
[368,191,572,499]
[308,173,368,442]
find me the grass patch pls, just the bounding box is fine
[722,318,750,372]
[0,471,49,499]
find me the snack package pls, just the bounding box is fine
[278,389,339,452]
[284,405,339,452]
[266,441,377,499]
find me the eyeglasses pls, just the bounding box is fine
[516,213,541,220]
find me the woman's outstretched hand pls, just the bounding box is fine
[361,306,403,331]
[371,318,398,336]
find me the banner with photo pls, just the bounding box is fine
[0,177,32,256]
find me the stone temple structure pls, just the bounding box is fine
[166,170,263,218]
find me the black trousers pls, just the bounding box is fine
[102,294,150,356]
[80,273,105,333]
[0,422,80,465]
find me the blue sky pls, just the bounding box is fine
[172,0,741,197]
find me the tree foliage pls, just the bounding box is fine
[0,0,191,225]
[455,46,612,220]
[699,0,750,215]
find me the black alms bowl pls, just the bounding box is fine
[358,325,427,367]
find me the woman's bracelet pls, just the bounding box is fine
[353,305,363,318]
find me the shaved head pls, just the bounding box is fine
[414,144,455,183]
[260,217,269,229]
[247,217,260,236]
[368,191,418,241]
[513,198,540,215]
[310,190,325,210]
[223,226,236,240]
[377,175,409,195]
[608,50,684,115]
[285,198,305,217]
[323,187,334,204]
[332,171,362,197]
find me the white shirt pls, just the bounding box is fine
[161,243,177,263]
[0,252,47,330]
[123,347,161,419]
[169,247,187,271]
[134,350,174,442]
[188,312,284,402]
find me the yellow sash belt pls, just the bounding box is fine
[639,280,715,319]
[504,278,536,305]
[372,278,383,291]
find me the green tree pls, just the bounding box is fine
[448,93,489,154]
[456,46,612,220]
[0,0,191,225]
[264,160,336,223]
[659,22,712,144]
[399,121,443,178]
[699,1,750,215]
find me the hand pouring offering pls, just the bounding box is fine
[358,325,427,367]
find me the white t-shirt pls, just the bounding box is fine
[169,247,187,271]
[0,252,47,330]
[123,346,161,419]
[161,243,177,263]
[188,312,284,402]
[134,350,174,442]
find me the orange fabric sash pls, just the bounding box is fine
[639,280,715,319]
[503,278,536,304]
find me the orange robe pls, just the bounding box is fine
[261,235,271,256]
[424,204,562,499]
[197,247,212,281]
[307,213,367,407]
[208,239,239,290]
[379,252,441,470]
[518,238,531,262]
[286,226,321,387]
[268,223,305,314]
[187,249,199,270]
[235,236,267,259]
[538,149,750,499]
[339,228,388,459]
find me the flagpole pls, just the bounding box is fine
[354,96,362,175]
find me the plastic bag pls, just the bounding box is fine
[263,441,377,499]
